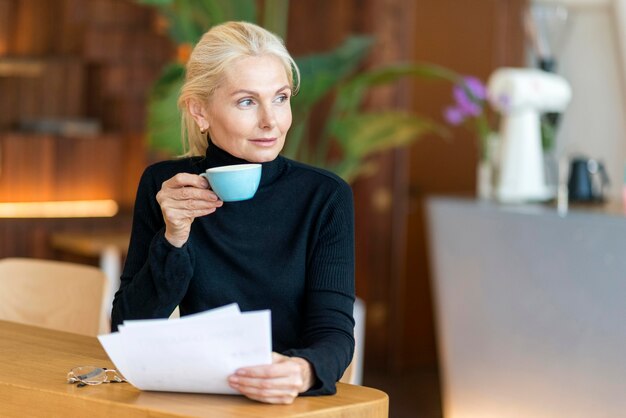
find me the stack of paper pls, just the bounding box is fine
[98,303,272,394]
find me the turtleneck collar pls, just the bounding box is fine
[203,140,286,187]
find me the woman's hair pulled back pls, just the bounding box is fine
[178,21,299,157]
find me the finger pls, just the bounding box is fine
[229,374,301,392]
[230,379,297,393]
[169,187,220,202]
[229,381,298,404]
[162,197,223,211]
[162,207,218,220]
[162,173,209,190]
[272,352,287,362]
[236,356,301,378]
[234,365,291,380]
[159,186,220,203]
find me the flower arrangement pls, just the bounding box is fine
[442,76,496,162]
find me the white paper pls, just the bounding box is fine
[119,303,241,330]
[98,304,272,394]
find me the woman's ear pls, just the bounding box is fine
[187,99,210,132]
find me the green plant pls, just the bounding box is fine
[139,0,450,182]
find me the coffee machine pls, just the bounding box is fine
[487,68,572,203]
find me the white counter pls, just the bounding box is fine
[427,197,626,418]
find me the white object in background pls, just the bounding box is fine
[352,297,365,385]
[100,245,121,331]
[488,68,572,203]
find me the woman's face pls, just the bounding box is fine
[204,54,292,163]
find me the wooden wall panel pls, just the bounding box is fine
[0,77,19,129]
[10,0,60,56]
[0,0,173,216]
[353,0,418,372]
[288,0,418,371]
[0,0,170,262]
[10,59,85,125]
[0,134,56,202]
[0,216,132,260]
[0,0,14,55]
[0,134,124,202]
[54,135,123,201]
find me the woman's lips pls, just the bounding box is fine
[249,138,277,147]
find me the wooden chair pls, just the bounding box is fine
[0,258,109,336]
[340,297,365,385]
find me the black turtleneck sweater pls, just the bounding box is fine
[111,142,355,395]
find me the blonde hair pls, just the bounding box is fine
[178,21,300,157]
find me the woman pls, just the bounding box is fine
[111,21,355,404]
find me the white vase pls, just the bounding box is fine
[477,160,493,199]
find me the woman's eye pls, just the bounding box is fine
[274,94,289,104]
[238,98,254,107]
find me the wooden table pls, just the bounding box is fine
[0,321,388,418]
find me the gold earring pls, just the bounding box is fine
[200,126,208,134]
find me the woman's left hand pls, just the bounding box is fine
[228,352,315,404]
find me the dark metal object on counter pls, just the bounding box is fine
[568,157,609,202]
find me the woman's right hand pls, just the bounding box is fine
[156,173,223,248]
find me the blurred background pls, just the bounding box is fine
[1,0,625,417]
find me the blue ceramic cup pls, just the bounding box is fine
[200,164,262,202]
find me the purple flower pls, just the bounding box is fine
[443,75,489,125]
[461,76,487,101]
[453,85,482,116]
[452,76,487,117]
[444,105,466,125]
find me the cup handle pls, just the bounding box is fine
[199,172,211,186]
[198,172,214,191]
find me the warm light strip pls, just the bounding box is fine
[0,200,119,218]
[0,60,45,77]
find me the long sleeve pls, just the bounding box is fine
[111,163,195,331]
[282,181,356,395]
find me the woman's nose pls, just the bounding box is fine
[258,105,276,129]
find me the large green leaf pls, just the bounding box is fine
[329,111,448,181]
[292,36,374,114]
[202,0,257,24]
[263,0,289,39]
[332,112,445,157]
[138,0,257,44]
[138,0,172,5]
[283,36,374,160]
[146,63,185,156]
[335,63,461,115]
